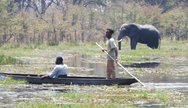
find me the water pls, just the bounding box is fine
[0,53,188,107]
[1,53,188,93]
[66,54,188,99]
[66,53,106,77]
[66,54,188,98]
[0,75,6,80]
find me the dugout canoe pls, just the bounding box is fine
[0,72,138,85]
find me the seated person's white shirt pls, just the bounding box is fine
[49,64,68,78]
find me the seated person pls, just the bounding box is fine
[42,56,68,79]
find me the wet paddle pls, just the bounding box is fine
[96,42,145,86]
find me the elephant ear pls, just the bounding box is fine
[129,24,139,38]
[120,25,127,32]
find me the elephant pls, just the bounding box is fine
[118,23,161,50]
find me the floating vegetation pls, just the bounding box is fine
[17,101,135,108]
[0,55,17,65]
[16,86,186,108]
[0,77,26,85]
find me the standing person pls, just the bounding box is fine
[42,56,68,79]
[102,29,118,79]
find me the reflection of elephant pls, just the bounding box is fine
[118,23,161,50]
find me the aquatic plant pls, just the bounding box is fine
[16,86,185,108]
[0,77,26,85]
[0,55,17,65]
[17,101,135,108]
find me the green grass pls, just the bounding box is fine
[54,86,184,107]
[16,87,186,108]
[17,102,63,108]
[0,77,26,85]
[118,40,188,64]
[17,102,135,108]
[0,42,99,57]
[0,41,188,69]
[1,41,187,58]
[0,55,17,64]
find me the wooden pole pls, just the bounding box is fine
[96,42,145,86]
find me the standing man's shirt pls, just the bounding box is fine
[49,64,68,78]
[107,37,117,60]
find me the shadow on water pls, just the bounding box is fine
[15,85,68,93]
[135,102,165,108]
[123,62,160,68]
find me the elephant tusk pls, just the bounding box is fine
[118,39,122,42]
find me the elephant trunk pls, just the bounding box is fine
[118,31,124,50]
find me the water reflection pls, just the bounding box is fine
[65,53,188,82]
[65,53,106,77]
[145,83,188,90]
[65,53,188,97]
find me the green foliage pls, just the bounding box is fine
[0,77,26,85]
[0,55,17,65]
[160,7,188,40]
[0,0,187,45]
[119,41,188,64]
[17,102,63,108]
[16,87,185,108]
[17,101,134,108]
[0,41,187,62]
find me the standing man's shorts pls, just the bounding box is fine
[107,59,116,79]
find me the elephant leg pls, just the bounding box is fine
[154,39,159,48]
[147,44,154,49]
[130,39,137,49]
[147,38,159,49]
